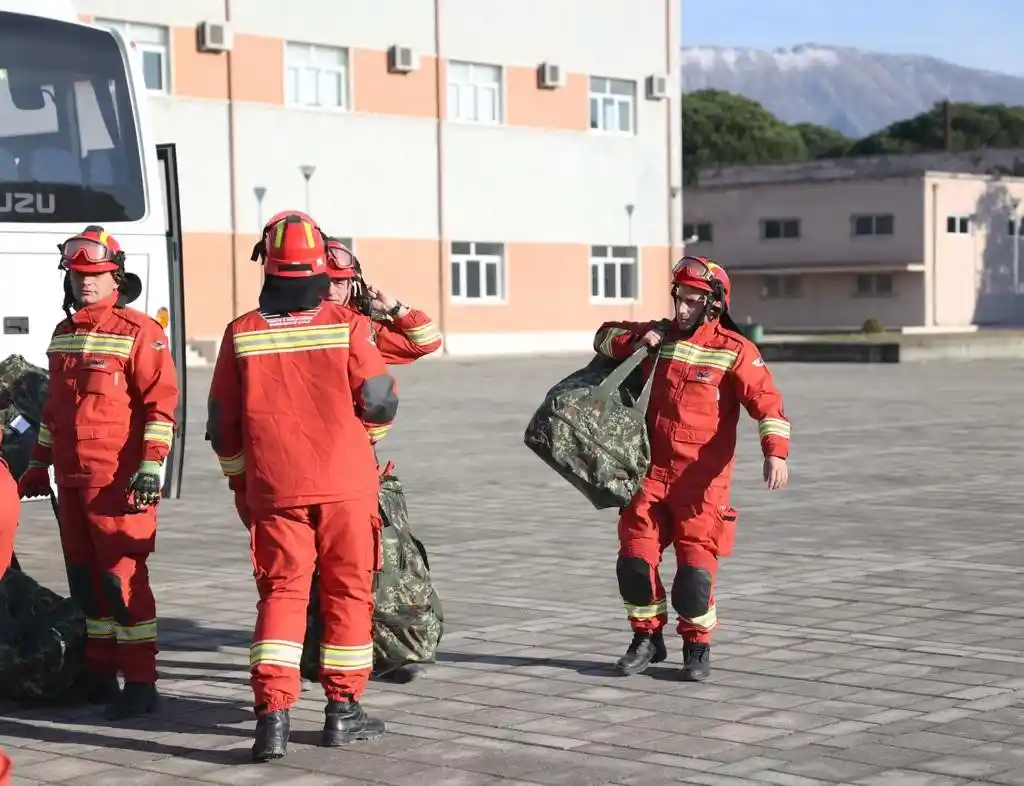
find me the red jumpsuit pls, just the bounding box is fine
[593,319,790,644]
[29,293,178,682]
[208,302,398,714]
[0,447,16,786]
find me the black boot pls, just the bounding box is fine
[321,698,386,746]
[252,708,290,763]
[85,674,121,705]
[103,681,158,720]
[681,642,711,682]
[615,630,668,676]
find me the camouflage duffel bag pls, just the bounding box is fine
[300,472,443,682]
[0,354,49,481]
[523,343,660,510]
[0,566,87,703]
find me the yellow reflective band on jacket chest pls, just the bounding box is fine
[47,331,135,359]
[659,340,738,371]
[233,323,350,358]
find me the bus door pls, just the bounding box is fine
[155,143,186,500]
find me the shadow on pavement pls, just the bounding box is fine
[435,650,679,680]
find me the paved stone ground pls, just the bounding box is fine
[4,357,1024,786]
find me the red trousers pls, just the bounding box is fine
[0,460,18,575]
[616,477,737,645]
[57,484,158,682]
[0,749,10,785]
[249,495,380,713]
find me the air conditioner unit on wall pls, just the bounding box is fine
[537,62,565,89]
[197,21,232,53]
[646,74,669,101]
[388,45,418,74]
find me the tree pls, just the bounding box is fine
[792,122,853,159]
[682,90,807,184]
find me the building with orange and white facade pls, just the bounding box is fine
[72,0,683,358]
[684,151,1024,332]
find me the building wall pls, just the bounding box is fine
[75,0,682,351]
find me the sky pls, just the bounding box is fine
[682,0,1024,77]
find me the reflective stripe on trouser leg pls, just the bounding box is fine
[624,597,669,631]
[250,506,318,713]
[673,541,720,646]
[316,496,378,702]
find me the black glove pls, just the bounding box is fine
[127,460,162,510]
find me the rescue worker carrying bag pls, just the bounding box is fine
[523,337,663,510]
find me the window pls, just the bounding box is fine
[446,61,501,124]
[761,219,800,240]
[589,77,635,135]
[946,215,971,234]
[285,42,348,109]
[450,242,504,301]
[590,246,638,301]
[1008,219,1024,236]
[852,213,894,236]
[683,222,713,243]
[760,275,802,299]
[94,19,169,93]
[855,273,894,296]
[0,14,146,223]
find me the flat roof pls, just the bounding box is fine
[691,149,1024,189]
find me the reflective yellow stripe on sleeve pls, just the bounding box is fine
[596,328,630,357]
[758,418,791,440]
[401,321,442,347]
[320,642,374,672]
[143,421,174,448]
[366,424,391,444]
[218,450,245,477]
[233,324,350,359]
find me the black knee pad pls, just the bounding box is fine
[68,564,101,618]
[671,566,713,619]
[100,572,132,626]
[616,556,656,606]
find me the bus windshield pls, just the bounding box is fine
[0,12,145,223]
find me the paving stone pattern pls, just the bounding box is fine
[4,357,1024,785]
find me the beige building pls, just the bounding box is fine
[683,151,1024,331]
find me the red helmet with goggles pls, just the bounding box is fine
[325,238,358,281]
[251,211,328,279]
[58,226,125,274]
[671,256,731,316]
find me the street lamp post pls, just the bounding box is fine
[625,204,635,248]
[1012,198,1021,295]
[253,185,266,228]
[299,165,316,212]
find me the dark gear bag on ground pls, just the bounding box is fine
[0,354,49,480]
[301,468,444,682]
[523,334,665,510]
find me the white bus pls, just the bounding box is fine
[0,2,187,499]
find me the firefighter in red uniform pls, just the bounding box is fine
[207,211,399,763]
[0,435,20,786]
[324,238,442,367]
[592,257,790,682]
[16,227,179,717]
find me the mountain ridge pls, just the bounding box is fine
[680,44,1024,137]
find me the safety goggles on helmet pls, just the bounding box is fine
[58,235,123,273]
[326,241,358,280]
[672,256,717,287]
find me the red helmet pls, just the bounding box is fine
[251,211,327,278]
[58,226,125,274]
[325,238,358,281]
[671,256,730,316]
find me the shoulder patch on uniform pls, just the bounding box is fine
[752,356,765,367]
[151,340,167,350]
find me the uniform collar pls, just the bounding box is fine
[71,292,118,327]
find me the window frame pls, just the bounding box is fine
[946,214,972,235]
[760,218,801,241]
[94,19,170,94]
[589,245,640,303]
[1008,218,1024,237]
[284,41,351,111]
[759,274,803,299]
[683,222,713,243]
[449,241,507,303]
[445,60,503,125]
[854,272,895,297]
[588,76,636,136]
[851,213,895,237]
